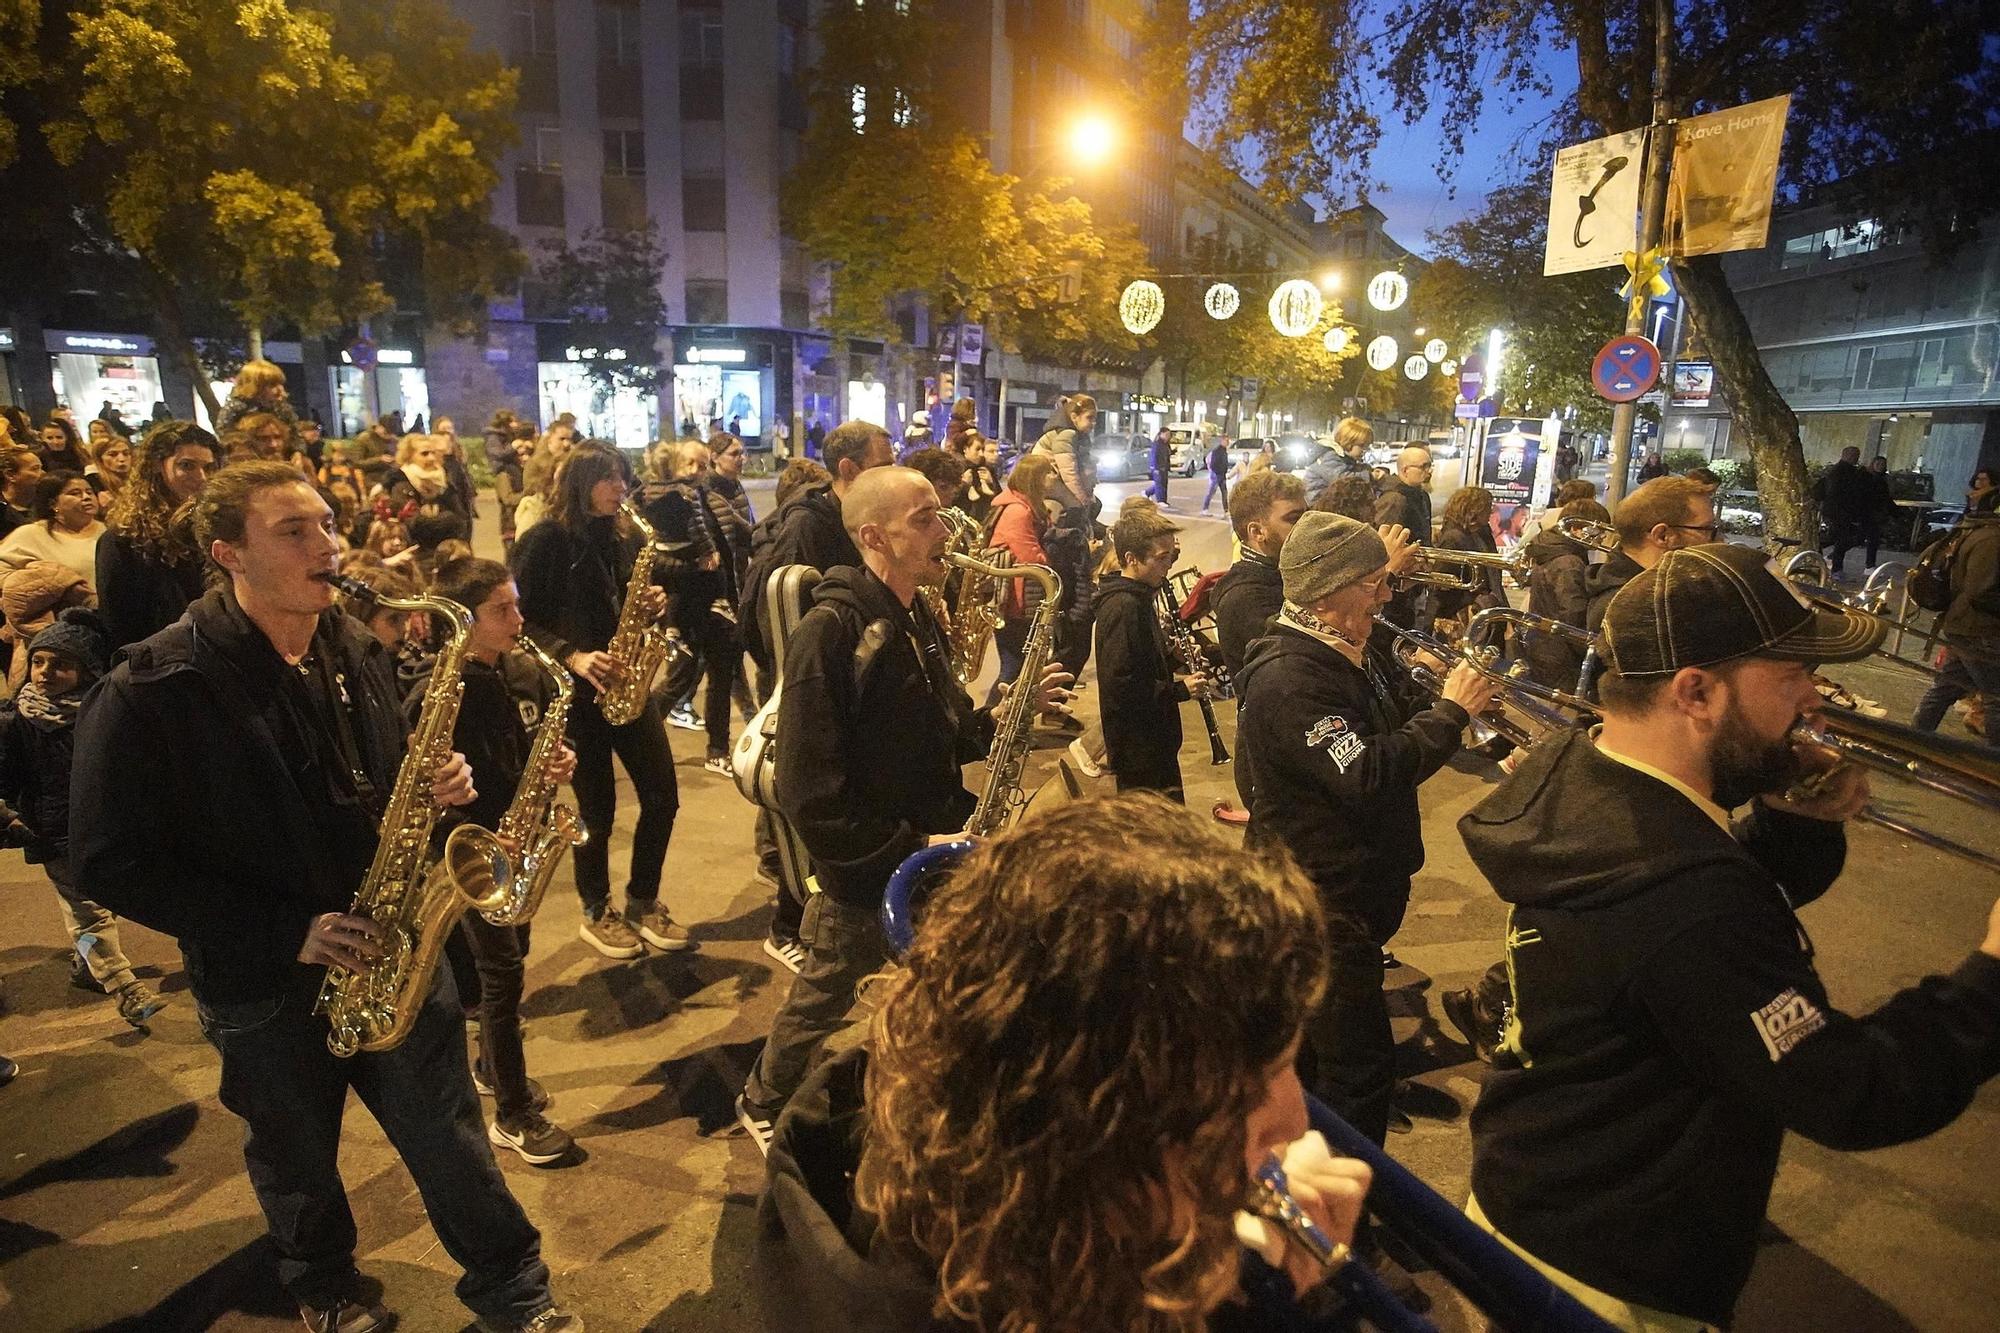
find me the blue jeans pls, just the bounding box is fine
[196,964,549,1321]
[1912,640,2000,749]
[1203,473,1228,510]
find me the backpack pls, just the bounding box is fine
[1906,523,1973,612]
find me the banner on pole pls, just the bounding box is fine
[1666,95,1791,257]
[1542,128,1646,275]
[1671,361,1716,407]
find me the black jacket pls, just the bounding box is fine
[1235,625,1466,939]
[1460,729,2000,1324]
[1582,548,1643,635]
[1814,458,1870,524]
[643,478,729,619]
[1212,552,1283,679]
[774,566,993,909]
[1093,575,1186,772]
[1520,529,1590,691]
[1433,522,1505,620]
[1372,478,1432,541]
[95,530,207,651]
[405,649,554,840]
[0,693,78,863]
[71,587,406,1004]
[741,484,860,668]
[511,515,639,676]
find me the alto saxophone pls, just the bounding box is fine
[315,575,505,1056]
[958,552,1065,837]
[462,634,587,926]
[597,500,671,725]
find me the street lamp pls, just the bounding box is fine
[1317,269,1342,292]
[1067,114,1117,167]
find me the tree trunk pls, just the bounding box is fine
[1673,255,1816,550]
[141,262,223,423]
[6,305,56,421]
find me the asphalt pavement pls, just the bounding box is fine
[0,471,1994,1331]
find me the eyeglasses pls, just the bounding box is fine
[1667,522,1721,539]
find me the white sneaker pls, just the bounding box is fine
[1067,736,1105,779]
[735,1092,776,1158]
[762,936,806,974]
[666,705,704,731]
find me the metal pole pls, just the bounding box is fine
[1606,0,1675,508]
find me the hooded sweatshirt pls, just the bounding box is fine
[1519,528,1590,691]
[1582,548,1643,635]
[1092,574,1187,774]
[1211,550,1282,679]
[1459,729,2000,1325]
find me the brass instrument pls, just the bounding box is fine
[1396,544,1532,591]
[1791,708,2000,872]
[467,634,586,926]
[1374,608,1597,749]
[597,500,672,725]
[315,575,503,1056]
[1157,581,1231,765]
[959,551,1070,837]
[920,507,1007,685]
[1555,514,1622,554]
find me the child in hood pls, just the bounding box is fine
[0,608,168,1028]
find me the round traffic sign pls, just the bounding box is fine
[1592,334,1661,403]
[347,336,379,371]
[1458,352,1485,402]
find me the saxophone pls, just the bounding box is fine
[918,508,998,685]
[315,575,504,1057]
[461,634,586,926]
[958,552,1067,836]
[596,500,671,725]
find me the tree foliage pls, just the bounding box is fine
[0,1,522,415]
[533,225,671,395]
[1168,0,2000,541]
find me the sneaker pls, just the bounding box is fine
[735,1092,776,1158]
[762,935,807,975]
[115,981,168,1027]
[628,903,694,952]
[476,1306,584,1333]
[1497,748,1525,776]
[300,1298,388,1333]
[703,753,735,778]
[578,909,644,960]
[1385,1104,1414,1135]
[666,705,704,731]
[473,1069,551,1112]
[488,1112,575,1166]
[1442,987,1503,1065]
[1066,736,1104,779]
[0,1055,17,1087]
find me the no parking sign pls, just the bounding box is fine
[1591,335,1660,402]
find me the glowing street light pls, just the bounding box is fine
[1317,269,1343,292]
[1487,328,1506,402]
[1067,114,1118,167]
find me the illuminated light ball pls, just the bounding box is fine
[1425,338,1449,363]
[1366,270,1409,312]
[1440,358,1458,376]
[1204,282,1240,320]
[1267,279,1324,337]
[1365,335,1399,372]
[1119,279,1165,335]
[1323,327,1351,355]
[1404,355,1430,381]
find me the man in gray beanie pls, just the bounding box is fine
[1234,510,1494,1157]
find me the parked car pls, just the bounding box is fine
[1168,421,1222,475]
[1091,434,1155,482]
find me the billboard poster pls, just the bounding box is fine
[1671,360,1716,407]
[1478,417,1546,516]
[1543,128,1647,275]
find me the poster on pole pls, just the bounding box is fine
[1666,94,1791,257]
[1542,128,1647,275]
[1671,361,1715,407]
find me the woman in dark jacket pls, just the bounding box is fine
[510,443,686,961]
[1432,485,1506,626]
[95,421,220,650]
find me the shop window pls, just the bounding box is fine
[683,177,726,232]
[685,281,729,325]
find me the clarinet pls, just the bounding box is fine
[1157,583,1230,766]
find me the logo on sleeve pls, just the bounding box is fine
[1304,714,1366,773]
[1752,987,1826,1062]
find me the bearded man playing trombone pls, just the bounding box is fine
[1458,543,2000,1333]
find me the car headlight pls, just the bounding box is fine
[1093,449,1118,470]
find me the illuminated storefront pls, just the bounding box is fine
[672,344,766,440]
[46,330,166,424]
[334,344,429,436]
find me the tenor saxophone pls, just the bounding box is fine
[596,500,670,725]
[958,552,1065,837]
[462,635,587,926]
[315,575,505,1056]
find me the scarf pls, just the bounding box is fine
[402,462,448,499]
[1278,601,1367,667]
[14,681,81,726]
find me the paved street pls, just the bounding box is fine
[0,471,1995,1331]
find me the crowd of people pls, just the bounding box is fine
[1,367,1998,1333]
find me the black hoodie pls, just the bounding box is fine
[740,482,860,668]
[774,566,993,908]
[1211,551,1282,679]
[1519,529,1590,691]
[1092,574,1187,773]
[1459,729,2000,1324]
[1235,624,1466,939]
[1581,548,1643,635]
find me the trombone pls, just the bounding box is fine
[1555,514,1622,554]
[1791,708,2000,872]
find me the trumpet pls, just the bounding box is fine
[1790,708,2000,872]
[1374,609,1597,749]
[1396,544,1532,591]
[1555,514,1622,554]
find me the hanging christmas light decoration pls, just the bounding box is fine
[1403,355,1430,381]
[1366,270,1409,312]
[1365,335,1398,372]
[1440,359,1459,377]
[1323,327,1351,355]
[1267,279,1324,337]
[1119,279,1165,335]
[1424,338,1449,363]
[1203,282,1240,320]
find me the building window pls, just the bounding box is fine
[604,129,645,177]
[513,0,559,113]
[685,280,729,325]
[680,10,723,66]
[778,22,800,75]
[516,173,564,227]
[781,288,811,329]
[597,1,641,65]
[514,0,557,56]
[601,176,647,232]
[533,126,563,173]
[683,177,726,231]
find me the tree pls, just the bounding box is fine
[1169,0,1999,544]
[531,225,671,397]
[0,1,521,419]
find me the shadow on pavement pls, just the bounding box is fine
[1738,1225,1921,1332]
